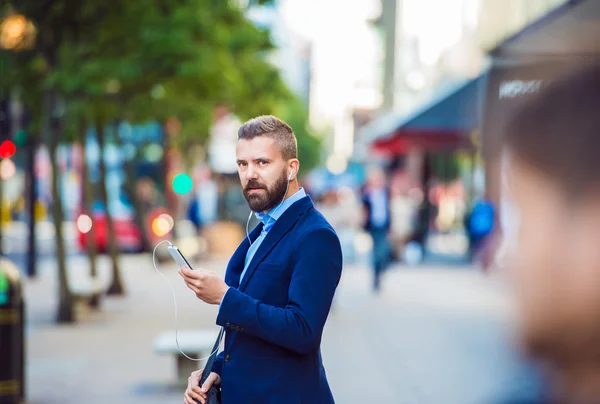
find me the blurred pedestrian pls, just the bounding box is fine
[179,115,343,404]
[500,63,600,404]
[188,165,219,232]
[361,166,392,292]
[464,198,496,262]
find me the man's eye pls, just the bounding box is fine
[259,160,268,166]
[238,162,247,167]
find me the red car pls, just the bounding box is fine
[76,210,143,253]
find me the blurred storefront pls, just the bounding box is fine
[355,75,485,262]
[481,0,600,205]
[350,0,575,264]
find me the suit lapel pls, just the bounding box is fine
[238,196,314,292]
[226,222,263,288]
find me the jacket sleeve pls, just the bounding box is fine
[215,227,343,354]
[210,351,224,376]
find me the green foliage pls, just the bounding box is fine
[431,153,461,183]
[3,0,311,153]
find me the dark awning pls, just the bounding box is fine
[482,0,600,162]
[355,75,484,159]
[481,0,600,203]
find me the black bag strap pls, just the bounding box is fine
[199,327,225,386]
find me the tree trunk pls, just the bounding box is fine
[44,91,74,323]
[81,136,100,308]
[115,122,149,252]
[162,123,179,237]
[26,135,38,278]
[95,123,125,296]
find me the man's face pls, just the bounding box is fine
[236,136,289,213]
[506,158,600,361]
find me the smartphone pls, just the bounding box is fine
[167,245,194,270]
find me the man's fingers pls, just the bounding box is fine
[181,273,205,291]
[180,267,213,282]
[183,392,197,404]
[183,389,195,404]
[186,387,205,402]
[184,281,199,293]
[201,372,220,392]
[179,269,206,288]
[191,387,207,404]
[179,273,201,294]
[179,268,196,281]
[180,267,206,279]
[194,386,207,398]
[180,266,194,275]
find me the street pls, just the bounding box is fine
[20,252,544,404]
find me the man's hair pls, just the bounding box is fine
[503,63,600,195]
[237,115,297,160]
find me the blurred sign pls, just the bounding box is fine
[498,80,543,100]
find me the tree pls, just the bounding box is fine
[80,135,100,307]
[0,0,85,323]
[0,9,41,278]
[3,0,319,317]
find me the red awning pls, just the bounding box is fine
[372,128,473,156]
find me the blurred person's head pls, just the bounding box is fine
[502,63,600,400]
[136,177,156,202]
[323,190,338,205]
[366,166,386,189]
[236,115,300,212]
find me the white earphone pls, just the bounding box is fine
[246,169,294,246]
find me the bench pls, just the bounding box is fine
[154,329,218,384]
[68,276,104,319]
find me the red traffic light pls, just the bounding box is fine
[0,140,16,159]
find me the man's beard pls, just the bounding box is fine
[243,170,288,212]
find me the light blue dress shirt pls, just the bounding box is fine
[369,188,388,228]
[219,188,306,308]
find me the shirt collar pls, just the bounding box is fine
[255,187,306,230]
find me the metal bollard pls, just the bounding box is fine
[0,258,24,404]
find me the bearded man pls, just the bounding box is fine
[180,115,343,404]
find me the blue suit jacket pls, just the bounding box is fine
[211,195,343,404]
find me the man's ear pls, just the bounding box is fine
[288,159,300,181]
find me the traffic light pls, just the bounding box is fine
[14,130,27,147]
[0,272,8,305]
[172,173,193,194]
[0,99,17,159]
[0,141,16,159]
[0,100,30,158]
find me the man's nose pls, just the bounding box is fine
[246,165,259,180]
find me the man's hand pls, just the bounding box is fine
[178,267,229,305]
[184,368,221,404]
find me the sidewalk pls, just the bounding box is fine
[22,253,543,404]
